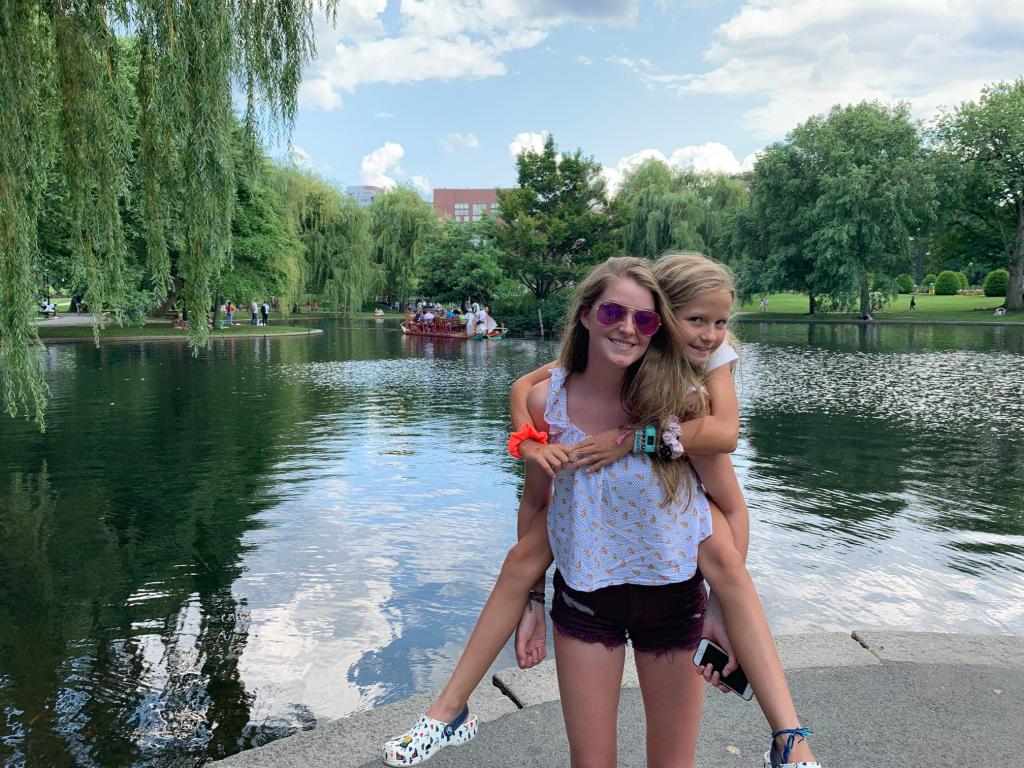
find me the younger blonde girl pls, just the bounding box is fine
[382,254,819,768]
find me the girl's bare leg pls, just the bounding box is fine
[427,510,553,721]
[698,503,816,763]
[555,633,625,768]
[634,648,705,768]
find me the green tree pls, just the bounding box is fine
[220,160,305,313]
[273,166,377,314]
[738,103,935,315]
[733,142,826,312]
[1,1,324,425]
[896,273,915,293]
[370,187,437,304]
[417,220,511,305]
[615,159,704,258]
[935,79,1024,310]
[490,135,615,299]
[614,159,748,261]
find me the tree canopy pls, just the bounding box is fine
[1,0,329,425]
[370,187,437,304]
[417,220,511,305]
[935,79,1024,309]
[736,102,935,314]
[490,135,614,299]
[273,165,377,314]
[615,159,748,262]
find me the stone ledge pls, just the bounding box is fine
[211,680,515,768]
[852,630,1024,666]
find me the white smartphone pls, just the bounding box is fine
[692,638,753,700]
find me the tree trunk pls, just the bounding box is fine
[1008,207,1024,311]
[860,277,870,317]
[807,291,817,314]
[914,241,928,283]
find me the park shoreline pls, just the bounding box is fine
[37,328,323,345]
[731,313,1020,327]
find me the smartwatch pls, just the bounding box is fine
[633,424,659,454]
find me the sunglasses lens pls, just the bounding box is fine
[596,302,626,326]
[634,311,661,336]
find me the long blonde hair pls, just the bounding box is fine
[636,251,738,502]
[654,250,739,366]
[558,256,695,501]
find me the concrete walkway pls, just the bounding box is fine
[210,631,1023,768]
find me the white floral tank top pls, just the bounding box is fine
[544,367,713,592]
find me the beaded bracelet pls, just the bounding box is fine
[527,589,545,611]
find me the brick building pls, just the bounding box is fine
[432,188,503,222]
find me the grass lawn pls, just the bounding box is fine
[736,292,1020,323]
[36,324,319,340]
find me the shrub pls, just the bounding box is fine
[491,291,572,336]
[895,273,915,294]
[955,272,969,290]
[934,271,961,295]
[983,268,1009,297]
[922,273,937,292]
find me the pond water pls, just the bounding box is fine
[1,319,1022,767]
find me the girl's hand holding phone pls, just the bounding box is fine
[698,591,739,694]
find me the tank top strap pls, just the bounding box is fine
[543,367,572,438]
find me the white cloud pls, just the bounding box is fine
[361,142,405,188]
[289,145,314,170]
[668,142,744,173]
[439,132,480,153]
[577,54,593,65]
[602,148,667,193]
[614,0,1024,140]
[740,150,761,173]
[606,55,653,73]
[508,130,550,158]
[410,175,433,198]
[602,143,759,192]
[299,1,640,111]
[374,111,394,119]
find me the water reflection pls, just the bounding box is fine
[0,320,1022,767]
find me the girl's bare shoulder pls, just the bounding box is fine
[527,378,553,428]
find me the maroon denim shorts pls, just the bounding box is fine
[550,568,707,654]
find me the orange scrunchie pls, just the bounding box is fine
[508,423,549,458]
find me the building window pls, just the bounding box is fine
[472,203,488,221]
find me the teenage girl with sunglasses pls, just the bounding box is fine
[383,254,819,768]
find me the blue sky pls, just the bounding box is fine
[280,0,1024,196]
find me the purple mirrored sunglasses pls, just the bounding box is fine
[594,301,662,336]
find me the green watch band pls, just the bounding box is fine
[642,424,658,453]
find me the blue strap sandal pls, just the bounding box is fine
[763,727,821,768]
[382,705,478,766]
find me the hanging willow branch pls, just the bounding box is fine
[0,0,334,425]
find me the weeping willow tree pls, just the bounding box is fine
[0,0,332,426]
[222,157,306,312]
[370,187,437,305]
[615,159,749,261]
[272,165,377,314]
[617,159,706,259]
